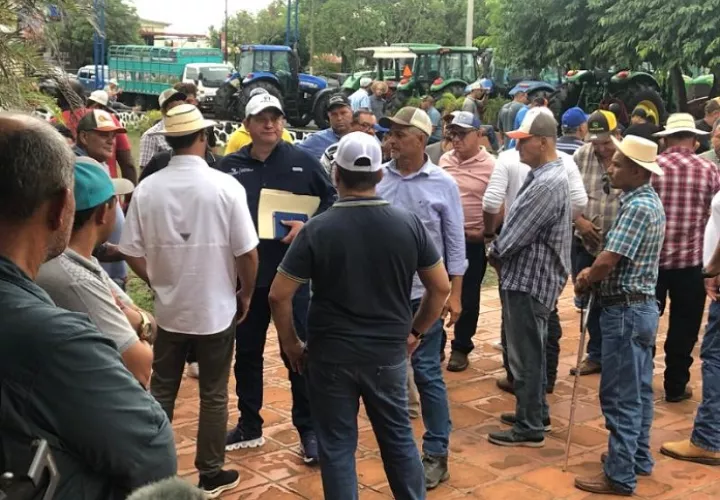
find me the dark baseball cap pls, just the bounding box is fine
[327,93,351,111]
[586,110,618,140]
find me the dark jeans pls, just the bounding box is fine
[502,304,562,390]
[411,299,451,456]
[572,239,602,362]
[151,322,235,475]
[501,290,550,439]
[656,266,706,397]
[186,343,197,364]
[692,300,720,452]
[308,359,425,499]
[600,300,658,493]
[234,285,313,437]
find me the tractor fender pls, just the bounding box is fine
[612,71,660,91]
[311,87,337,111]
[510,80,556,95]
[430,78,468,95]
[242,71,280,87]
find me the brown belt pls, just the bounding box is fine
[597,293,654,307]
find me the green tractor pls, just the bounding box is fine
[549,68,667,127]
[340,44,479,113]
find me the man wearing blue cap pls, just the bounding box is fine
[557,107,589,155]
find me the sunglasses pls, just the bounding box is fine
[447,129,473,140]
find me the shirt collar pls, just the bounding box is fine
[533,158,564,176]
[63,247,103,275]
[167,154,212,168]
[385,155,434,179]
[662,145,697,156]
[620,183,653,204]
[451,147,490,165]
[334,196,389,207]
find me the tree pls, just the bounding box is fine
[47,0,141,69]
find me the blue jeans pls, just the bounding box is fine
[692,300,720,452]
[599,299,659,493]
[307,358,425,499]
[501,290,550,439]
[411,299,451,456]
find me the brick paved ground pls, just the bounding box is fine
[171,286,720,499]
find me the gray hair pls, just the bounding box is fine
[127,477,206,500]
[0,113,74,221]
[713,117,720,136]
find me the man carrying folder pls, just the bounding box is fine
[217,93,337,464]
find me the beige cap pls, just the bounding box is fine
[379,107,433,136]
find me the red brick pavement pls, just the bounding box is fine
[172,286,720,499]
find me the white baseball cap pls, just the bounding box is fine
[158,88,186,109]
[360,77,373,88]
[335,131,383,172]
[379,106,433,137]
[245,93,284,117]
[88,90,110,107]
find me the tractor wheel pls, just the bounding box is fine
[548,83,581,125]
[386,92,408,116]
[445,83,466,98]
[288,113,312,128]
[527,89,553,105]
[617,83,667,126]
[237,81,283,122]
[313,93,331,130]
[213,82,238,120]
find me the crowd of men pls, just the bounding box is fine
[2,77,720,500]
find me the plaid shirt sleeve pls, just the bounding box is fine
[603,203,649,261]
[492,184,556,259]
[138,131,157,168]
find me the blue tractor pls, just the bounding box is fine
[214,45,335,128]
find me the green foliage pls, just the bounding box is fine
[483,96,508,127]
[435,92,463,112]
[126,109,162,135]
[126,273,154,312]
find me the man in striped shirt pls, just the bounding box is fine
[556,107,588,156]
[487,108,571,448]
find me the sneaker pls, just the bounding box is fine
[198,469,241,498]
[496,377,514,394]
[601,451,652,475]
[660,439,720,466]
[665,387,693,403]
[186,362,199,379]
[570,358,601,376]
[500,412,552,432]
[225,426,265,451]
[300,432,319,465]
[446,350,469,372]
[422,454,449,490]
[488,429,544,448]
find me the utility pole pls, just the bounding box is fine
[223,0,229,63]
[308,0,314,74]
[465,0,474,47]
[93,0,105,89]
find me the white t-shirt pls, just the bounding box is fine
[119,154,259,335]
[483,148,588,218]
[703,192,720,266]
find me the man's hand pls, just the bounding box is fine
[282,338,307,374]
[575,268,591,295]
[487,251,501,274]
[705,276,720,301]
[465,228,484,243]
[575,217,602,248]
[236,290,253,324]
[407,333,420,356]
[117,299,143,333]
[441,292,462,327]
[280,220,305,245]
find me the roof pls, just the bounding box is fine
[240,45,291,52]
[355,46,417,59]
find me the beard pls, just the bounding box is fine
[45,210,74,261]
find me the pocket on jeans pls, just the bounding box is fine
[631,302,659,348]
[375,359,407,397]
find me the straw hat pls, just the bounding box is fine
[149,104,216,137]
[653,113,710,137]
[612,135,664,176]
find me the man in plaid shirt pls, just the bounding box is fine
[487,108,571,448]
[652,113,720,403]
[575,135,666,496]
[138,88,188,169]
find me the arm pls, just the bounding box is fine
[414,263,452,334]
[235,249,259,323]
[564,156,588,220]
[118,194,148,283]
[115,139,138,185]
[121,340,153,389]
[440,181,467,325]
[138,133,156,170]
[125,255,149,284]
[482,156,510,216]
[229,183,260,322]
[308,155,338,214]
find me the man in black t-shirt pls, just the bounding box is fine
[267,132,451,499]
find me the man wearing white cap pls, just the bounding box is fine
[575,135,666,496]
[218,92,336,464]
[486,107,572,449]
[120,104,260,498]
[268,131,450,499]
[377,106,466,489]
[349,76,373,111]
[652,113,720,403]
[138,88,187,169]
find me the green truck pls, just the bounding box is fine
[108,45,226,110]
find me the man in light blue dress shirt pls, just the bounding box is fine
[377,106,466,491]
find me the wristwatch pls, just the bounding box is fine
[137,311,153,343]
[411,327,424,339]
[702,267,719,279]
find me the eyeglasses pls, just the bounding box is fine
[447,129,472,140]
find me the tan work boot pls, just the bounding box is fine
[570,357,601,376]
[574,472,632,496]
[660,440,720,466]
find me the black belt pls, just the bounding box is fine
[597,293,653,307]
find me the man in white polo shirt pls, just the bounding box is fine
[120,104,260,499]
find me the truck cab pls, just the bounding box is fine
[76,65,109,93]
[183,62,234,112]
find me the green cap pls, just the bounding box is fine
[74,157,134,211]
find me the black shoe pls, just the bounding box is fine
[500,412,552,432]
[422,454,449,490]
[665,388,692,403]
[440,350,446,363]
[300,432,319,465]
[198,469,241,499]
[496,377,515,394]
[225,426,265,451]
[446,350,469,372]
[488,429,544,448]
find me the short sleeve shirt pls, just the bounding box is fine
[278,197,441,364]
[36,248,138,353]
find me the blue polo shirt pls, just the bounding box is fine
[296,128,341,160]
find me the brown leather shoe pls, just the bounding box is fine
[570,358,601,376]
[601,452,651,476]
[661,439,720,466]
[496,377,514,394]
[574,472,631,496]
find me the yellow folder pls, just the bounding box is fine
[257,188,320,240]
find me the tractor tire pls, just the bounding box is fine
[445,83,466,98]
[213,82,238,120]
[617,83,667,126]
[386,92,407,116]
[288,113,312,128]
[313,93,331,130]
[548,83,581,125]
[237,81,284,122]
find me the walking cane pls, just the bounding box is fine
[563,291,595,472]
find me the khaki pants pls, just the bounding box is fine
[407,357,421,418]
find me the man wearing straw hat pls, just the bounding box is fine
[652,113,720,404]
[574,135,666,496]
[119,104,260,498]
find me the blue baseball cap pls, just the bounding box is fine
[446,110,481,130]
[562,107,589,129]
[74,157,134,211]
